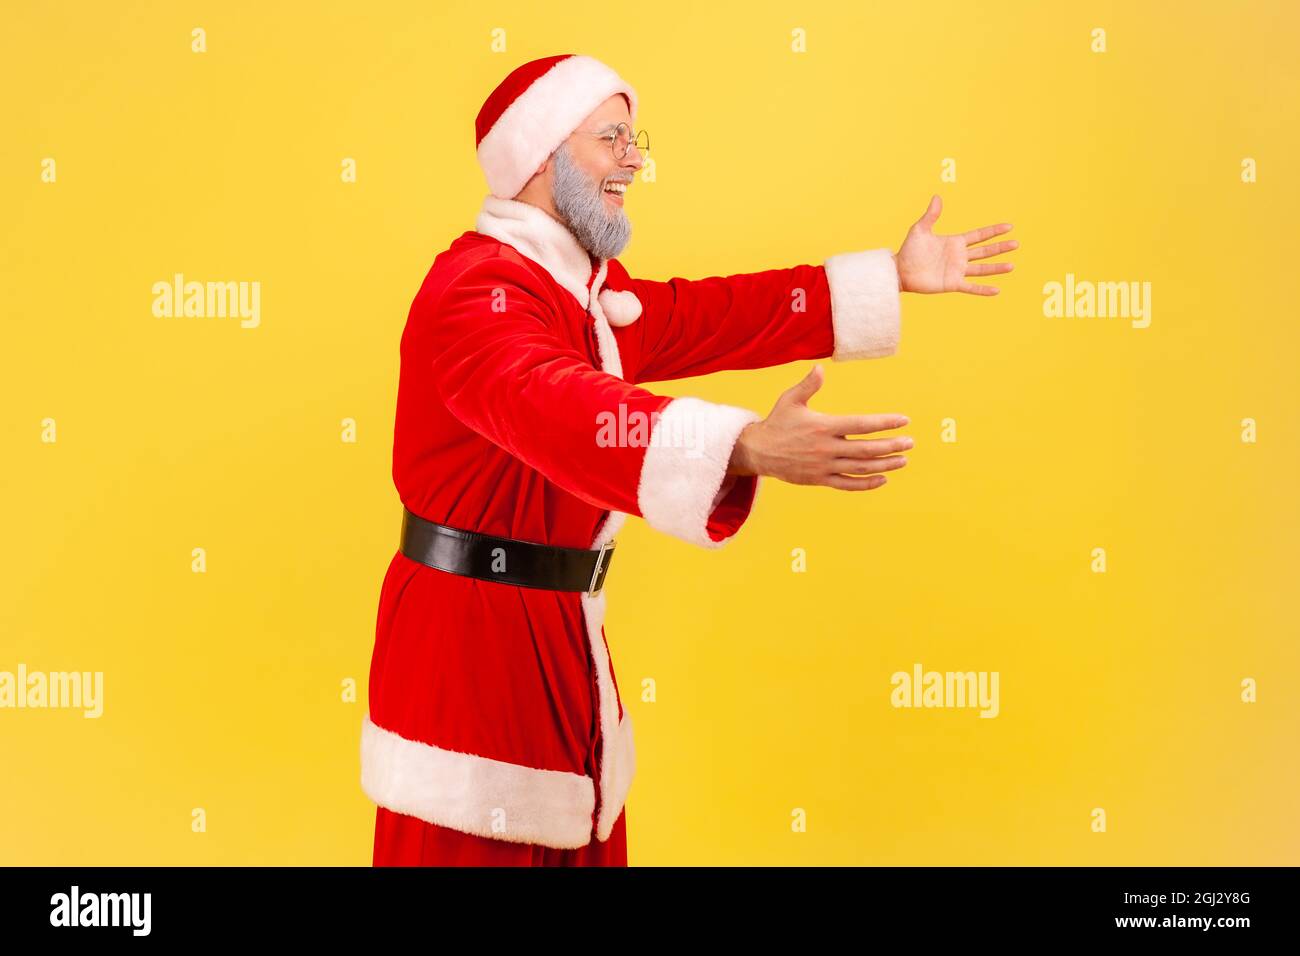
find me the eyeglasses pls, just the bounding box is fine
[584,122,649,160]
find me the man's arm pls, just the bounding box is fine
[607,248,901,385]
[427,256,763,548]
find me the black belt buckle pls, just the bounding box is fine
[587,540,616,597]
[399,506,619,596]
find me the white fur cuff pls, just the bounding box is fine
[637,397,761,549]
[824,248,902,360]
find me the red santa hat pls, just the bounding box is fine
[475,54,638,201]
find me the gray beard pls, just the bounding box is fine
[551,141,632,261]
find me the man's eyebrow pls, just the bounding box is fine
[595,122,621,133]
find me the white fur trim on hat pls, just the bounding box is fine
[478,55,638,200]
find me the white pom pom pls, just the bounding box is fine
[598,288,642,327]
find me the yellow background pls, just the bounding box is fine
[2,0,1297,865]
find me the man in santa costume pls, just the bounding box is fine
[361,53,1018,866]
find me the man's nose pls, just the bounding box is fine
[622,145,644,172]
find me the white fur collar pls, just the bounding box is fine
[473,194,644,331]
[475,194,598,309]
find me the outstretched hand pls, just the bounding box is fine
[894,195,1019,295]
[728,365,912,491]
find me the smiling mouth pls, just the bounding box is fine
[602,180,629,204]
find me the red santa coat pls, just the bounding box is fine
[361,194,902,849]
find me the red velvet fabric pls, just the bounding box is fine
[367,229,841,862]
[374,806,628,867]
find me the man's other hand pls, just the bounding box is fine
[727,365,912,491]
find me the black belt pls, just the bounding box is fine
[399,507,616,596]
